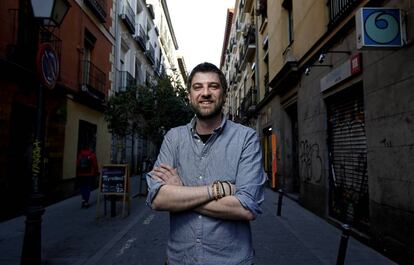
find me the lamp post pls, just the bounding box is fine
[20,1,70,264]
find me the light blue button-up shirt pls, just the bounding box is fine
[146,116,266,265]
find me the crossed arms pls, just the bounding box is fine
[149,164,254,221]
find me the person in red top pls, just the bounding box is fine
[76,146,99,208]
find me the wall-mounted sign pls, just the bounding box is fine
[36,43,59,89]
[350,53,362,75]
[356,7,406,49]
[320,53,362,92]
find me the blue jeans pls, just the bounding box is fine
[79,176,95,202]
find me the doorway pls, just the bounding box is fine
[286,103,300,193]
[77,120,97,152]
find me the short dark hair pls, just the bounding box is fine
[186,62,228,94]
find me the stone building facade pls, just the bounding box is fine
[222,0,414,263]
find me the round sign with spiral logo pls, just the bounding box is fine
[362,8,403,47]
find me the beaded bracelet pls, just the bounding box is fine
[212,181,220,200]
[219,181,226,197]
[215,181,223,200]
[223,181,233,195]
[211,180,233,200]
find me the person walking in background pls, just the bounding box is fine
[146,62,266,265]
[76,145,99,208]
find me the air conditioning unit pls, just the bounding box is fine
[355,7,406,49]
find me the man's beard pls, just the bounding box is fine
[190,98,224,120]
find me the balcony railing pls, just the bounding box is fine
[134,25,147,51]
[118,71,136,91]
[80,60,106,101]
[328,0,360,28]
[145,43,155,65]
[154,60,162,76]
[84,0,107,23]
[240,87,257,116]
[147,4,155,19]
[240,25,256,66]
[121,1,135,34]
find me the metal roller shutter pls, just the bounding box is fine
[327,87,369,230]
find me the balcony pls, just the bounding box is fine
[240,87,257,117]
[145,43,155,65]
[80,60,106,101]
[84,0,107,23]
[240,25,256,66]
[134,25,147,51]
[327,0,359,28]
[118,71,136,92]
[147,4,155,20]
[120,1,135,34]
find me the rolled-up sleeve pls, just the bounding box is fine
[145,130,176,207]
[234,130,266,219]
[145,173,165,207]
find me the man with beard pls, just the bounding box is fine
[146,62,266,265]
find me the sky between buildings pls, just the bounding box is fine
[166,0,236,73]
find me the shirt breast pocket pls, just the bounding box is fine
[212,154,239,183]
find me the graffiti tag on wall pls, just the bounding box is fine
[299,140,323,183]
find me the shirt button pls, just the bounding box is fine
[199,176,203,179]
[198,215,202,219]
[196,238,201,243]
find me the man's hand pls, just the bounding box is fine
[150,164,183,186]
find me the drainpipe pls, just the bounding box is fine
[254,0,260,131]
[114,0,121,92]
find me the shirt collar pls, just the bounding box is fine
[188,114,227,135]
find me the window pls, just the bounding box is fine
[83,29,96,86]
[282,0,294,44]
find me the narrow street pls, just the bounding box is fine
[0,176,395,265]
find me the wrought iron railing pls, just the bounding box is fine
[121,1,135,34]
[134,25,147,51]
[118,71,136,91]
[80,60,106,100]
[145,43,155,65]
[240,87,257,116]
[327,0,360,28]
[84,0,107,22]
[240,24,256,64]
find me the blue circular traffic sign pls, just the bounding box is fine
[36,43,60,89]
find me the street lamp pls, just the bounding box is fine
[20,1,70,265]
[30,0,71,27]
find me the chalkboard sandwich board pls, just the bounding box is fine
[101,165,127,193]
[97,164,130,218]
